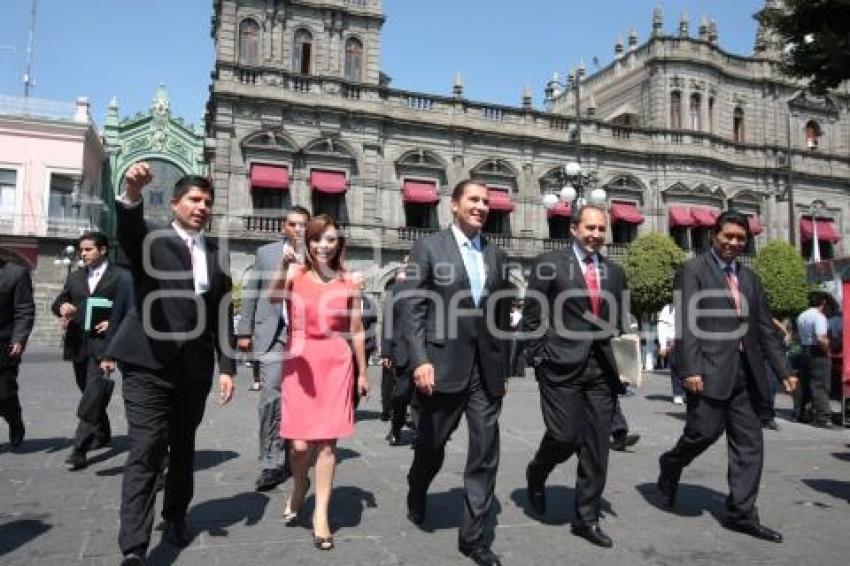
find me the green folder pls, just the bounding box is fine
[84,297,113,332]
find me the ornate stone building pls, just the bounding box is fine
[205,0,850,291]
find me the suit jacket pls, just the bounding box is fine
[405,228,512,398]
[236,239,288,354]
[0,260,34,367]
[106,200,237,376]
[521,248,627,393]
[51,263,132,362]
[381,279,412,368]
[676,251,791,401]
[362,292,378,358]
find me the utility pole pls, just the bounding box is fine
[23,0,37,97]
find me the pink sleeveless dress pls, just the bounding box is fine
[280,270,356,440]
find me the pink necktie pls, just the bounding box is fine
[584,255,600,317]
[724,266,741,314]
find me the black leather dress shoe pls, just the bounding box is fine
[722,519,783,543]
[812,420,834,429]
[9,418,24,448]
[163,519,193,547]
[656,458,680,509]
[255,468,289,491]
[121,552,147,565]
[611,433,641,451]
[571,522,613,548]
[761,419,779,431]
[386,430,402,446]
[459,544,502,565]
[526,464,546,516]
[406,490,425,525]
[65,450,88,471]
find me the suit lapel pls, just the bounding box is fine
[702,253,738,313]
[443,229,470,292]
[90,264,114,297]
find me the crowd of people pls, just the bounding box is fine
[0,161,843,565]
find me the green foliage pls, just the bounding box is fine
[623,234,687,320]
[753,240,809,319]
[231,280,243,313]
[758,0,850,93]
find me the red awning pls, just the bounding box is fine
[250,164,289,190]
[668,206,694,227]
[747,215,764,236]
[310,170,347,194]
[610,201,644,224]
[402,180,439,204]
[801,217,841,242]
[691,206,719,227]
[547,201,572,218]
[487,187,515,212]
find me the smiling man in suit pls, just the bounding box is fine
[404,179,513,566]
[110,163,236,566]
[51,231,132,471]
[522,203,628,548]
[657,209,797,543]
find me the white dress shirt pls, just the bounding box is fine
[171,222,210,295]
[87,260,108,294]
[451,223,486,300]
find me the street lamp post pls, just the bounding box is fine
[53,244,77,275]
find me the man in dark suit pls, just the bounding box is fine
[380,257,413,445]
[0,256,34,449]
[237,205,309,492]
[657,210,797,543]
[405,180,512,566]
[521,203,628,548]
[51,231,133,471]
[110,162,236,566]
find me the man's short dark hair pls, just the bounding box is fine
[173,175,214,201]
[571,203,608,226]
[809,290,829,308]
[451,178,487,201]
[712,209,750,237]
[78,231,108,250]
[286,205,311,221]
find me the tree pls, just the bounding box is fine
[758,0,850,93]
[753,240,809,320]
[623,233,687,321]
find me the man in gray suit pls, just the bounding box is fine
[237,205,310,491]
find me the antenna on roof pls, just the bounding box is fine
[23,0,37,97]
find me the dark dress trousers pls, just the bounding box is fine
[522,248,627,525]
[659,252,792,523]
[51,263,133,451]
[0,260,35,431]
[108,200,236,556]
[405,228,512,548]
[381,279,414,433]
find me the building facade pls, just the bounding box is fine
[206,0,850,291]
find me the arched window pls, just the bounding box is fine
[689,93,701,130]
[733,107,745,144]
[670,91,682,129]
[239,19,260,65]
[293,29,313,74]
[343,38,363,82]
[708,96,715,133]
[805,120,821,150]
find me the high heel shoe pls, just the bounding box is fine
[281,478,310,526]
[313,535,334,550]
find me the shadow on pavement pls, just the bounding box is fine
[645,394,674,403]
[194,449,239,472]
[659,411,687,421]
[635,482,726,520]
[801,479,850,503]
[509,486,614,526]
[0,516,52,557]
[354,409,383,423]
[6,436,72,454]
[329,485,377,529]
[147,492,271,565]
[832,452,850,463]
[336,446,360,464]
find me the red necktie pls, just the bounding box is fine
[584,255,600,317]
[724,265,741,314]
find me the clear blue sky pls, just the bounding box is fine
[0,0,766,127]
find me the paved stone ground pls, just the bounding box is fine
[1,350,848,566]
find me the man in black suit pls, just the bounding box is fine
[657,210,797,543]
[522,204,628,548]
[110,163,236,566]
[51,231,132,470]
[405,180,512,566]
[380,257,413,445]
[0,256,34,449]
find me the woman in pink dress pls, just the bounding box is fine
[268,214,369,550]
